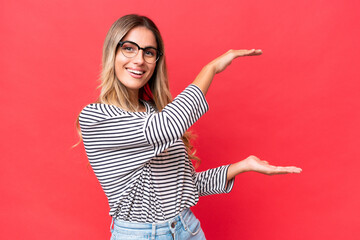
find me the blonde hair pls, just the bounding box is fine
[76,14,199,165]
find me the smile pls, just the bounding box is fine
[126,68,145,75]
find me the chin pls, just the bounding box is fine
[120,80,148,91]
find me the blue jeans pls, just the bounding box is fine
[110,209,206,240]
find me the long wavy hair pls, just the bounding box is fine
[76,14,199,164]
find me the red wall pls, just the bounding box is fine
[2,0,360,239]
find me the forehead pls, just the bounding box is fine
[122,26,157,48]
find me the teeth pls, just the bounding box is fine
[127,69,144,75]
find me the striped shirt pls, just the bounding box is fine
[79,84,235,223]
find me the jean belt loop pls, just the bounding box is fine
[110,217,115,233]
[151,223,156,240]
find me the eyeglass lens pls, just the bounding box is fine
[120,42,158,63]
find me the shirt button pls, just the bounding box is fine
[171,221,177,228]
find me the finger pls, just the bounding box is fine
[246,49,262,56]
[274,166,302,174]
[291,167,302,173]
[234,49,262,57]
[253,49,262,55]
[285,166,302,173]
[237,49,255,56]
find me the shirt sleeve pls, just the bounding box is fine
[144,84,208,155]
[79,84,209,167]
[193,165,235,196]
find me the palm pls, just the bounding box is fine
[245,155,302,175]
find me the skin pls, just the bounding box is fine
[114,26,158,111]
[115,28,303,179]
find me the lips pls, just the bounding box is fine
[126,68,145,75]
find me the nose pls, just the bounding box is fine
[132,49,145,64]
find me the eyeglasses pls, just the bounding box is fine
[118,41,163,64]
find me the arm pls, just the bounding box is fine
[227,155,303,180]
[192,49,262,95]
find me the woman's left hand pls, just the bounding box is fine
[227,155,302,180]
[242,155,302,175]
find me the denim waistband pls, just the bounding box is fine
[110,208,193,237]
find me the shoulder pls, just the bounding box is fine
[79,103,127,126]
[81,103,128,116]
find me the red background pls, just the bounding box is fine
[1,0,360,239]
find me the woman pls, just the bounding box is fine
[78,14,302,240]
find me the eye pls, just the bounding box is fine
[121,43,137,53]
[123,46,135,52]
[144,48,156,57]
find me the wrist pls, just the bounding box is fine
[234,160,250,174]
[227,160,250,180]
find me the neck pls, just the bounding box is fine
[128,89,139,105]
[128,89,144,112]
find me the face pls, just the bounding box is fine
[115,26,158,96]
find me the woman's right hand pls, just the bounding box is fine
[209,49,262,74]
[192,49,262,95]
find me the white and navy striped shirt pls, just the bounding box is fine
[79,84,234,223]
